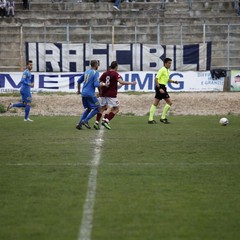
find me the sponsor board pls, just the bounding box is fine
[0,71,224,93]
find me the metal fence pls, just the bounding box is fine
[0,23,240,71]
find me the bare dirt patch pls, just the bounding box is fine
[1,92,240,117]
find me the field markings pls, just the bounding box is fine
[77,129,105,240]
[4,162,238,167]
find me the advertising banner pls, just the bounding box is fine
[26,42,212,72]
[0,71,224,93]
[230,70,240,91]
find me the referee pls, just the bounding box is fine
[148,57,178,124]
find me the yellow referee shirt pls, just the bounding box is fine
[156,66,170,86]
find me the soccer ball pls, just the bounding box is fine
[219,117,229,126]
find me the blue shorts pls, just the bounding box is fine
[82,96,100,109]
[20,90,32,103]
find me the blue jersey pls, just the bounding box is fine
[77,69,100,97]
[20,69,32,93]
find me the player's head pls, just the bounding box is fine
[90,60,99,70]
[26,60,33,70]
[110,61,118,71]
[164,58,172,69]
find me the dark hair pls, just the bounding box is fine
[164,58,172,64]
[90,60,98,68]
[27,60,32,65]
[110,61,118,69]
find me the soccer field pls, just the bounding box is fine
[0,115,240,240]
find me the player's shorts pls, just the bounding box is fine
[82,96,100,109]
[99,97,120,108]
[20,90,32,103]
[154,84,170,100]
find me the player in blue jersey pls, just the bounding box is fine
[7,60,34,122]
[76,60,108,130]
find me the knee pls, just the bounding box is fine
[114,107,119,114]
[167,99,173,106]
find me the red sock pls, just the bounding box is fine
[107,112,115,121]
[104,113,109,120]
[96,113,102,122]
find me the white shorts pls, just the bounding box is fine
[99,97,120,108]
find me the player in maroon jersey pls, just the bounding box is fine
[94,61,137,130]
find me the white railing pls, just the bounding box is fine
[0,23,240,71]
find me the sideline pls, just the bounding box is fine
[78,129,105,240]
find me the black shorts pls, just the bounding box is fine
[154,84,170,100]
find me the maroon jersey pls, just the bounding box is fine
[100,70,121,98]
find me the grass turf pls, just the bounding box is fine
[0,115,240,240]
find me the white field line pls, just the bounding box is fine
[4,162,237,167]
[5,163,91,166]
[78,129,104,240]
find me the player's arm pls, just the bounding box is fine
[21,73,31,86]
[169,79,179,84]
[155,77,160,88]
[21,77,34,88]
[117,78,137,86]
[97,82,108,95]
[96,81,108,98]
[118,83,123,89]
[96,87,101,98]
[77,82,81,94]
[98,75,109,87]
[77,74,85,94]
[155,77,166,94]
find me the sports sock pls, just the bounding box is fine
[13,102,25,108]
[79,108,90,124]
[161,104,171,119]
[103,113,109,121]
[24,105,31,119]
[85,108,99,122]
[107,112,115,121]
[149,104,156,121]
[96,112,102,122]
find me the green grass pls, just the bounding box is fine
[0,115,240,240]
[0,103,6,113]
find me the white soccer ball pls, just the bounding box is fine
[219,117,229,126]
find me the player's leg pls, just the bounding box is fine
[148,98,160,123]
[24,92,33,121]
[94,97,106,128]
[76,97,90,129]
[105,99,119,120]
[160,97,172,124]
[84,108,99,124]
[7,99,25,110]
[13,102,26,108]
[96,106,106,122]
[148,86,161,123]
[79,108,91,128]
[94,106,106,130]
[84,96,100,121]
[24,102,33,121]
[101,98,119,130]
[94,98,111,130]
[102,106,119,129]
[20,91,33,121]
[102,105,111,123]
[82,96,100,129]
